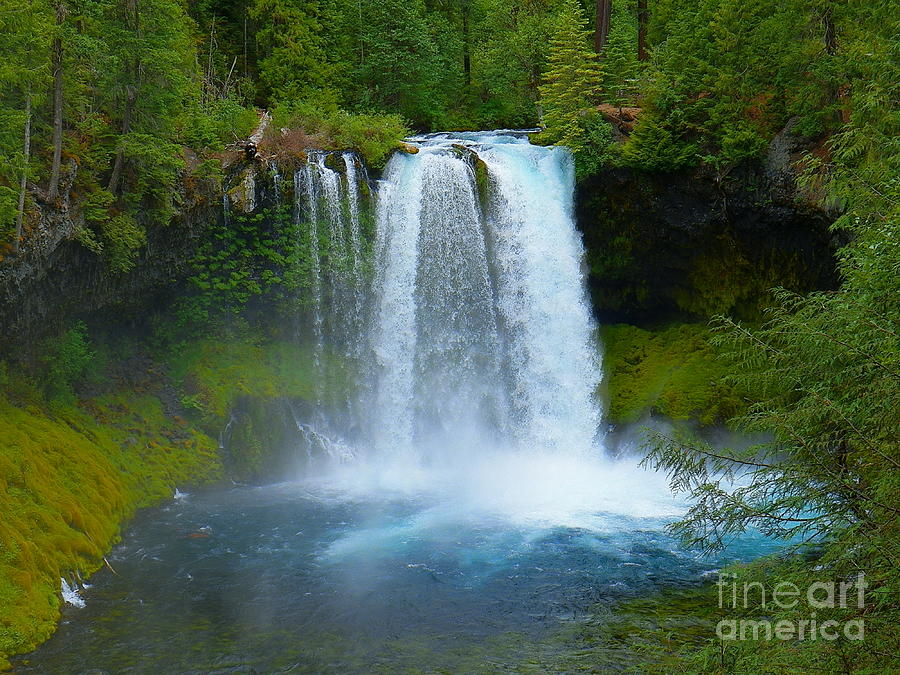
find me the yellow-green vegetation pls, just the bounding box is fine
[0,391,222,665]
[168,339,317,419]
[166,337,346,479]
[267,102,409,170]
[0,329,329,666]
[600,323,744,426]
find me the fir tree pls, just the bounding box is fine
[538,0,602,150]
[250,0,336,105]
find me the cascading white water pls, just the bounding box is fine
[293,151,372,437]
[364,132,601,459]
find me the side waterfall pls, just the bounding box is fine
[292,151,371,441]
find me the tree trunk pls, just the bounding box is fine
[462,9,471,86]
[594,0,612,54]
[821,8,846,125]
[823,8,836,55]
[108,90,134,196]
[244,12,249,78]
[15,94,32,253]
[48,2,66,202]
[637,0,648,61]
[109,0,140,196]
[205,19,216,104]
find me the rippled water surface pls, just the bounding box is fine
[20,455,781,673]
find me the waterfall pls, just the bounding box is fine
[363,132,601,459]
[293,151,371,430]
[290,132,601,462]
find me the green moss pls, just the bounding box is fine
[0,391,222,659]
[600,323,745,426]
[674,235,808,320]
[0,330,328,661]
[168,339,313,418]
[166,337,351,479]
[473,156,490,208]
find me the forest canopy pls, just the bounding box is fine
[2,0,895,260]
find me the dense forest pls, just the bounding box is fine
[3,0,895,264]
[1,0,898,672]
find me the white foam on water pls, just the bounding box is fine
[60,578,86,608]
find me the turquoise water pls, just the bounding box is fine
[19,456,781,673]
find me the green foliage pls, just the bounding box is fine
[641,11,900,666]
[0,1,51,246]
[99,212,148,274]
[0,0,260,257]
[536,0,602,150]
[329,111,410,170]
[186,206,307,326]
[39,322,95,404]
[179,98,259,152]
[0,186,18,242]
[573,111,617,178]
[250,0,337,104]
[347,0,455,128]
[76,186,150,271]
[618,0,896,172]
[469,0,558,128]
[619,109,698,171]
[158,333,350,479]
[601,323,744,426]
[270,101,408,169]
[598,1,640,108]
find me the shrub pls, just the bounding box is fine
[269,101,408,169]
[40,322,95,404]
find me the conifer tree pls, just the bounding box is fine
[250,0,336,105]
[538,0,602,150]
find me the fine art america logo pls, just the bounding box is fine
[716,572,867,641]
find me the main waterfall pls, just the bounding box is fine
[288,131,682,524]
[364,132,601,460]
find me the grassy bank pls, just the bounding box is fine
[0,329,320,666]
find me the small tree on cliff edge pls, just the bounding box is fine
[538,0,602,151]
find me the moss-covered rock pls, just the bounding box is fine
[166,338,342,481]
[322,152,346,174]
[225,167,257,213]
[473,156,490,208]
[600,322,745,426]
[577,164,839,323]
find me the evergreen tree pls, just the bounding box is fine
[349,0,449,128]
[250,0,336,105]
[643,5,900,666]
[599,0,639,109]
[538,0,602,149]
[0,0,51,249]
[473,0,562,128]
